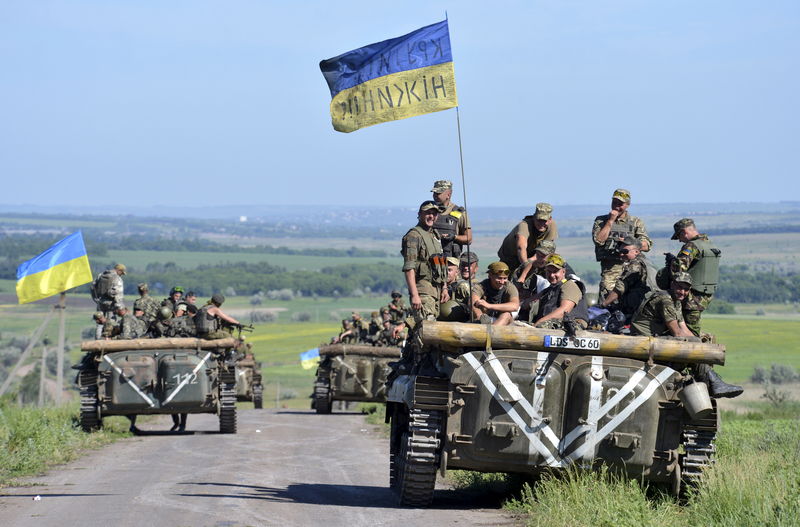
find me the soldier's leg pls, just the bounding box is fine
[683,293,712,337]
[692,363,743,398]
[598,264,622,301]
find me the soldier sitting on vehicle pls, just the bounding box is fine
[332,320,359,344]
[114,305,149,340]
[92,311,119,340]
[600,236,659,319]
[631,273,742,399]
[195,294,241,339]
[532,254,590,330]
[162,286,185,314]
[149,306,173,338]
[470,262,520,326]
[367,311,383,344]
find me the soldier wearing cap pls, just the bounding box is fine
[134,283,160,325]
[92,311,119,340]
[592,189,652,300]
[497,203,558,274]
[387,290,406,324]
[470,262,520,326]
[195,293,241,339]
[92,263,126,339]
[454,252,480,305]
[533,254,589,329]
[668,218,721,336]
[114,305,149,340]
[430,179,472,259]
[445,256,461,300]
[631,272,742,398]
[401,200,449,327]
[601,236,659,317]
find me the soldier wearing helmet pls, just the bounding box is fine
[592,189,652,300]
[430,179,472,259]
[195,294,241,339]
[162,286,185,314]
[387,290,406,324]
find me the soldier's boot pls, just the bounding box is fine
[706,370,744,399]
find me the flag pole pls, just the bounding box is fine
[455,106,475,322]
[56,292,66,404]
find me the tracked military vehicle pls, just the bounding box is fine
[76,337,241,433]
[235,344,264,409]
[313,344,402,414]
[387,321,724,506]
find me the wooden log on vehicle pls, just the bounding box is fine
[81,337,240,352]
[319,344,402,358]
[419,321,725,365]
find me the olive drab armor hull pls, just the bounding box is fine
[386,321,723,506]
[235,355,264,408]
[75,338,240,434]
[686,238,721,295]
[313,344,402,414]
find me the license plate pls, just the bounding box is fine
[544,335,601,351]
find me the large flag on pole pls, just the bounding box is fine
[320,20,458,133]
[16,231,93,304]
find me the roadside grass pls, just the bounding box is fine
[0,400,131,486]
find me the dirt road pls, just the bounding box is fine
[0,409,511,526]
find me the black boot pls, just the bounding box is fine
[706,370,744,399]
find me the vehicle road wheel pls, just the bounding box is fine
[314,375,332,414]
[389,405,408,489]
[219,376,237,434]
[394,408,443,507]
[79,370,102,432]
[253,384,263,409]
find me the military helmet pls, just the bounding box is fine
[211,293,225,306]
[391,290,402,298]
[438,300,467,322]
[159,306,173,320]
[169,286,184,296]
[92,311,105,321]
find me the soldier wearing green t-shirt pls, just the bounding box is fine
[497,203,558,274]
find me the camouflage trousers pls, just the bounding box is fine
[200,329,232,340]
[683,292,713,337]
[598,261,624,299]
[405,292,440,330]
[535,318,588,330]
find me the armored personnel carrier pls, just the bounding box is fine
[76,337,241,433]
[387,321,724,506]
[235,344,264,409]
[313,344,402,414]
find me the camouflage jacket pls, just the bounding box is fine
[134,294,160,322]
[630,291,684,337]
[613,255,650,315]
[592,212,652,261]
[670,234,709,276]
[115,314,148,340]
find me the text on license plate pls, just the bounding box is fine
[544,335,601,350]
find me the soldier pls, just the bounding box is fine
[133,283,160,325]
[514,241,557,323]
[600,236,659,317]
[194,294,241,340]
[114,306,148,340]
[162,286,185,314]
[184,291,198,314]
[533,254,589,329]
[470,262,520,326]
[497,203,558,274]
[401,200,449,327]
[367,311,382,343]
[92,311,119,340]
[430,179,472,258]
[167,313,196,338]
[333,320,358,344]
[445,256,461,299]
[387,290,406,324]
[630,273,742,398]
[149,306,174,338]
[351,312,368,341]
[593,189,652,300]
[668,218,721,336]
[91,263,126,339]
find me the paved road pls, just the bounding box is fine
[0,409,511,527]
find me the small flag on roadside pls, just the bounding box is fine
[16,231,93,304]
[300,348,320,369]
[319,20,458,133]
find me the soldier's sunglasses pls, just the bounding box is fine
[618,249,630,255]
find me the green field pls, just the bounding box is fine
[94,249,399,272]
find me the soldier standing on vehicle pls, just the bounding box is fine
[91,263,126,338]
[133,283,160,325]
[195,294,241,339]
[387,290,406,324]
[430,179,472,259]
[592,189,651,301]
[630,273,742,398]
[402,200,449,327]
[668,218,721,336]
[470,262,520,326]
[533,254,590,329]
[497,203,558,274]
[600,236,658,317]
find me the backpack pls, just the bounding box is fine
[91,270,115,304]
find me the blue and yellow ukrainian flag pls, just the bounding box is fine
[300,348,320,370]
[320,20,458,133]
[16,231,93,304]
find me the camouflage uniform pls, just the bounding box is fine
[115,313,148,340]
[592,212,651,298]
[100,319,120,339]
[670,233,718,336]
[134,294,160,324]
[498,215,558,273]
[167,315,196,337]
[387,298,407,324]
[630,291,684,337]
[93,269,125,339]
[610,254,651,316]
[401,225,446,327]
[454,277,479,305]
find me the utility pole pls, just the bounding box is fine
[38,345,48,407]
[56,292,67,404]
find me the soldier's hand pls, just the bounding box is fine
[410,293,422,311]
[608,209,620,221]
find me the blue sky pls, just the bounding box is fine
[1,1,798,208]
